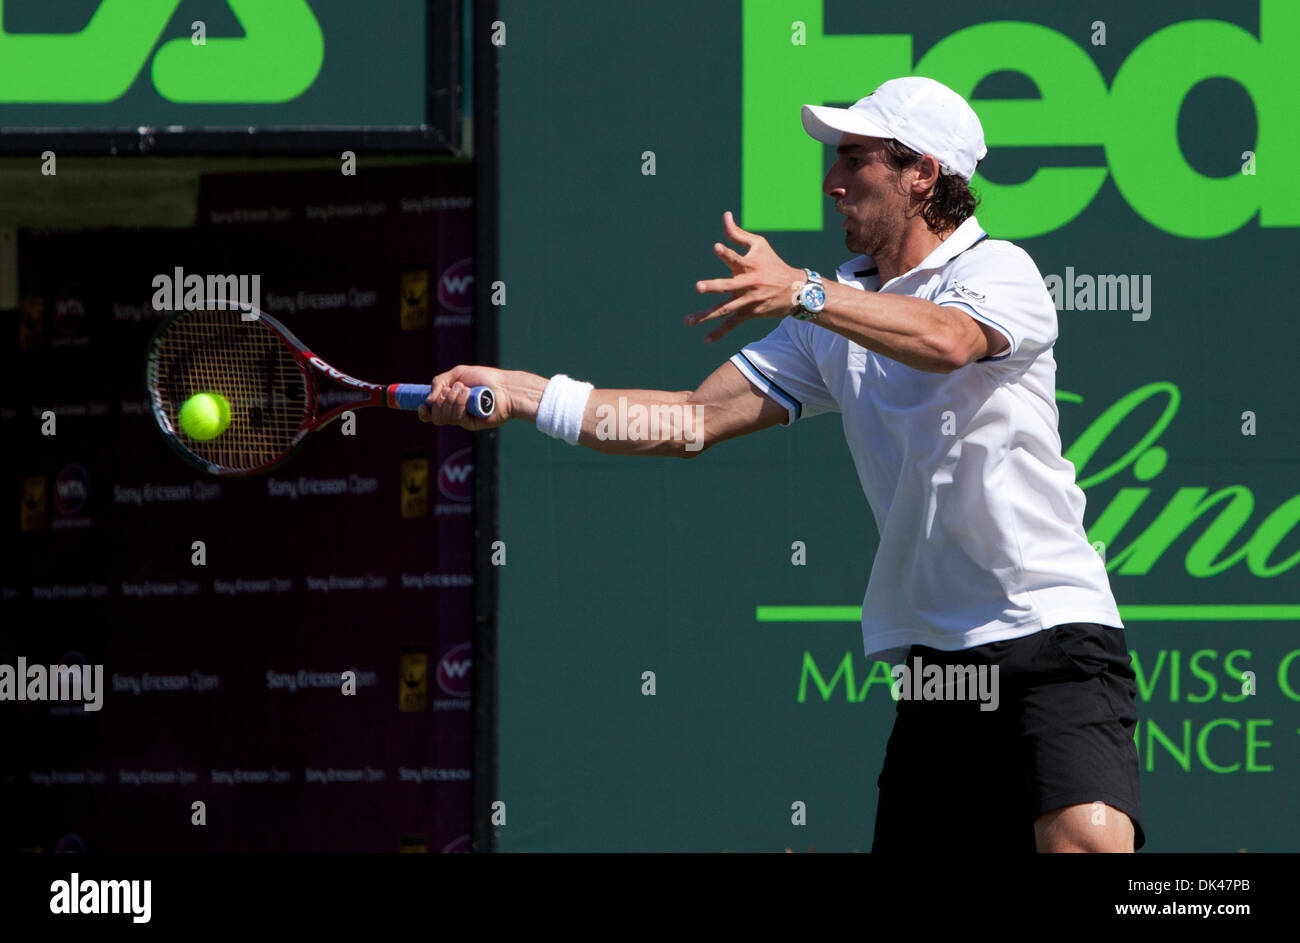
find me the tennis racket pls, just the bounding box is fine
[146,301,494,476]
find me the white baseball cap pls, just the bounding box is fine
[801,76,987,181]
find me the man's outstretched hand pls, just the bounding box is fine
[686,210,805,343]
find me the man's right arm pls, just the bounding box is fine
[418,361,787,457]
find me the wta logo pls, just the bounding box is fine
[53,834,87,854]
[54,465,89,516]
[436,642,471,697]
[440,834,471,853]
[436,447,473,502]
[437,259,473,314]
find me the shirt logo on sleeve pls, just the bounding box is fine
[953,281,985,303]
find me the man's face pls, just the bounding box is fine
[822,133,910,257]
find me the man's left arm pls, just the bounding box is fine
[689,211,1003,373]
[798,281,1005,373]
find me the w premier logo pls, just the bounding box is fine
[0,0,324,103]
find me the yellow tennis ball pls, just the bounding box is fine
[178,392,231,441]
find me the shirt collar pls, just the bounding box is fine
[835,215,986,290]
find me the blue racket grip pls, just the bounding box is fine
[391,383,496,419]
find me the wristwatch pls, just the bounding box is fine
[792,269,826,321]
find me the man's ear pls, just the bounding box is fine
[912,154,942,195]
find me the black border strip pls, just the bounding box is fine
[470,0,499,855]
[0,127,456,157]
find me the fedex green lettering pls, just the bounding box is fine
[0,0,324,104]
[743,0,1299,238]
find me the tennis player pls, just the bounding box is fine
[421,76,1144,853]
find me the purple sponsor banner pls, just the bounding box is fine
[2,166,473,853]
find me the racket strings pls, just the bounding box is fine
[150,308,308,473]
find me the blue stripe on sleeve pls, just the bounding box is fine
[730,352,803,423]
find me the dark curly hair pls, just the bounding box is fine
[880,138,980,233]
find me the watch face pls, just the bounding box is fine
[803,285,827,310]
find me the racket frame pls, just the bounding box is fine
[147,301,422,477]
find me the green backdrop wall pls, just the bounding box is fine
[496,0,1299,851]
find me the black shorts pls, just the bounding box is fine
[871,622,1145,852]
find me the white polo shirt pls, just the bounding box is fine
[729,215,1123,662]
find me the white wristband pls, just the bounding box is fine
[535,374,594,445]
